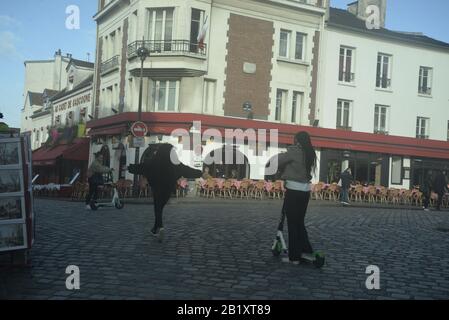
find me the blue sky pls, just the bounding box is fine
[1,0,449,128]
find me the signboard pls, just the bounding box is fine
[131,122,148,138]
[131,137,146,148]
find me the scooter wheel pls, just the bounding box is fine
[115,201,125,210]
[272,249,281,257]
[272,242,282,257]
[90,201,98,211]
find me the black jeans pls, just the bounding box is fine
[85,178,99,205]
[423,192,430,209]
[152,186,172,230]
[436,191,445,210]
[283,189,313,261]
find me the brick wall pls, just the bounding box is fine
[223,14,274,120]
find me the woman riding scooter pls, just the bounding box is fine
[85,152,113,210]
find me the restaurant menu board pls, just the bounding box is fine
[0,137,32,253]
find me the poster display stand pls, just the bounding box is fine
[0,133,34,265]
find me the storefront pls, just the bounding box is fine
[319,149,390,186]
[32,138,89,185]
[86,112,449,188]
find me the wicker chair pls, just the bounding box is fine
[325,183,339,201]
[313,182,325,200]
[239,180,251,199]
[352,185,364,202]
[204,179,216,198]
[252,180,266,200]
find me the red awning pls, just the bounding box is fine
[33,138,90,166]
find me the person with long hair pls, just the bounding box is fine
[278,131,322,265]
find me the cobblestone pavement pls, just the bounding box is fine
[1,199,449,300]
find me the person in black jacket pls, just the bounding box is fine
[128,144,202,241]
[433,170,448,211]
[339,168,353,205]
[422,173,433,211]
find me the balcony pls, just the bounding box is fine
[338,71,355,83]
[376,77,391,89]
[416,134,429,140]
[337,125,352,131]
[128,40,207,59]
[127,40,208,78]
[101,55,120,76]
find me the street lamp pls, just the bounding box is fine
[133,42,150,196]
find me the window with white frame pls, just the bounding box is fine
[336,99,352,129]
[275,89,287,121]
[279,30,306,61]
[151,80,179,112]
[339,46,355,83]
[291,91,303,123]
[190,8,205,52]
[147,8,174,51]
[416,117,429,139]
[374,105,389,134]
[202,79,216,114]
[418,66,433,95]
[279,30,290,58]
[35,130,40,149]
[295,32,306,60]
[376,53,392,89]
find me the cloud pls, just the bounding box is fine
[0,31,23,60]
[0,15,21,28]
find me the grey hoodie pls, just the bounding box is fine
[278,145,311,183]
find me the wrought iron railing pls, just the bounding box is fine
[376,77,391,89]
[101,55,120,75]
[418,86,432,95]
[127,40,207,59]
[339,71,355,83]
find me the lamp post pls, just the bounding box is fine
[133,42,150,196]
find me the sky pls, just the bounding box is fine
[1,0,449,128]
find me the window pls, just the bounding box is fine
[336,99,352,129]
[152,80,179,111]
[190,8,205,52]
[203,79,216,114]
[148,8,174,51]
[35,130,40,148]
[339,47,355,83]
[418,66,433,95]
[279,30,306,61]
[374,105,389,134]
[291,91,303,123]
[391,156,403,185]
[275,89,287,121]
[295,33,306,60]
[416,117,429,139]
[279,30,290,58]
[376,53,392,89]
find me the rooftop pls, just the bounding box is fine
[328,7,449,51]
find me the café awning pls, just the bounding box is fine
[33,138,90,166]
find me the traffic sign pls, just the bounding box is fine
[131,121,148,138]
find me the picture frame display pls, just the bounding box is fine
[0,223,27,252]
[0,197,25,222]
[0,139,22,167]
[0,169,24,194]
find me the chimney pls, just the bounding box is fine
[54,49,62,57]
[347,0,387,28]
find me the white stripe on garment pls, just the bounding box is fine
[285,180,311,192]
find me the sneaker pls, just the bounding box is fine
[424,208,430,212]
[158,228,165,243]
[85,205,91,210]
[151,227,165,242]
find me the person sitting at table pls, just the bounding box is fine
[202,167,212,180]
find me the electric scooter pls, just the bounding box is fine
[271,207,325,268]
[90,172,125,211]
